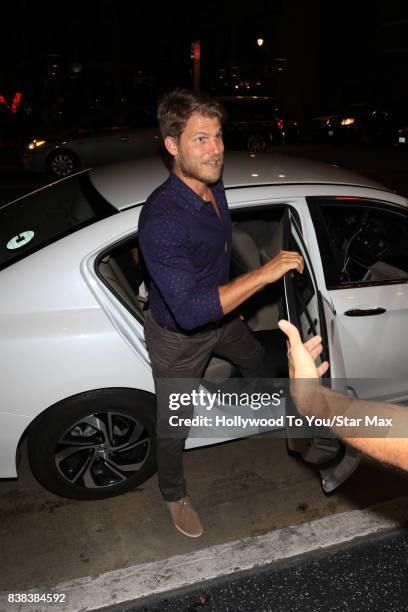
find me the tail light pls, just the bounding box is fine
[276,118,283,130]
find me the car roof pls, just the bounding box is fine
[89,151,388,211]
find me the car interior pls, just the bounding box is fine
[97,207,289,383]
[320,204,408,284]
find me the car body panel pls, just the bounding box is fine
[0,412,33,476]
[328,283,408,401]
[89,152,388,211]
[0,215,156,475]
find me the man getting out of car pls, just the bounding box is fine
[138,89,304,538]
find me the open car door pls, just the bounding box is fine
[283,208,361,492]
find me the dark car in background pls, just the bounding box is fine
[312,102,407,146]
[21,107,160,178]
[218,96,299,152]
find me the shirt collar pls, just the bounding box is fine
[169,172,222,212]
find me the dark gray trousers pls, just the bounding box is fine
[144,311,266,501]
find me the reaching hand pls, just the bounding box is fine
[260,250,304,284]
[278,319,329,378]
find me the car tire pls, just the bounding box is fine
[46,149,80,178]
[247,133,267,153]
[28,388,157,500]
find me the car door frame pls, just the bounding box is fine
[283,206,331,376]
[282,207,362,490]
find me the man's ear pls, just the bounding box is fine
[164,136,178,157]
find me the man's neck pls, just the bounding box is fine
[173,168,210,200]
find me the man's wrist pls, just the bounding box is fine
[251,266,268,290]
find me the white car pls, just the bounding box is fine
[2,152,408,500]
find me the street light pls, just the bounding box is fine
[257,38,264,47]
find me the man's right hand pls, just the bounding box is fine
[259,250,304,284]
[219,251,304,316]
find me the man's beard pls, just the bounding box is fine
[177,153,223,184]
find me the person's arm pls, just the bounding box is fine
[278,319,408,472]
[140,204,304,329]
[347,437,408,471]
[219,250,304,314]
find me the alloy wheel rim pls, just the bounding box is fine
[54,411,150,489]
[51,153,74,176]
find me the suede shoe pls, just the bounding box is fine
[167,495,203,537]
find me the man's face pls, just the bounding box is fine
[170,113,224,184]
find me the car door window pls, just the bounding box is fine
[309,198,408,288]
[97,236,149,323]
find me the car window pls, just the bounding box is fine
[0,173,117,270]
[97,236,149,323]
[310,198,408,287]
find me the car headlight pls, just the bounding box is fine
[340,117,355,126]
[27,139,46,150]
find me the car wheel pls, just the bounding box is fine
[28,389,157,500]
[247,133,267,153]
[47,149,79,178]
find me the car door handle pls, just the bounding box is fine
[344,307,386,317]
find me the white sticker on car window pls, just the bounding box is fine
[6,231,35,250]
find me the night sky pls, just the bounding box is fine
[1,1,408,115]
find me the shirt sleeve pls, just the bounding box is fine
[139,211,223,330]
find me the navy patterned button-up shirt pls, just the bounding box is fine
[138,172,232,331]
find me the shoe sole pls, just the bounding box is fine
[173,523,203,538]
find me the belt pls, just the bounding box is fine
[155,320,180,333]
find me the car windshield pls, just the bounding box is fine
[0,173,117,270]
